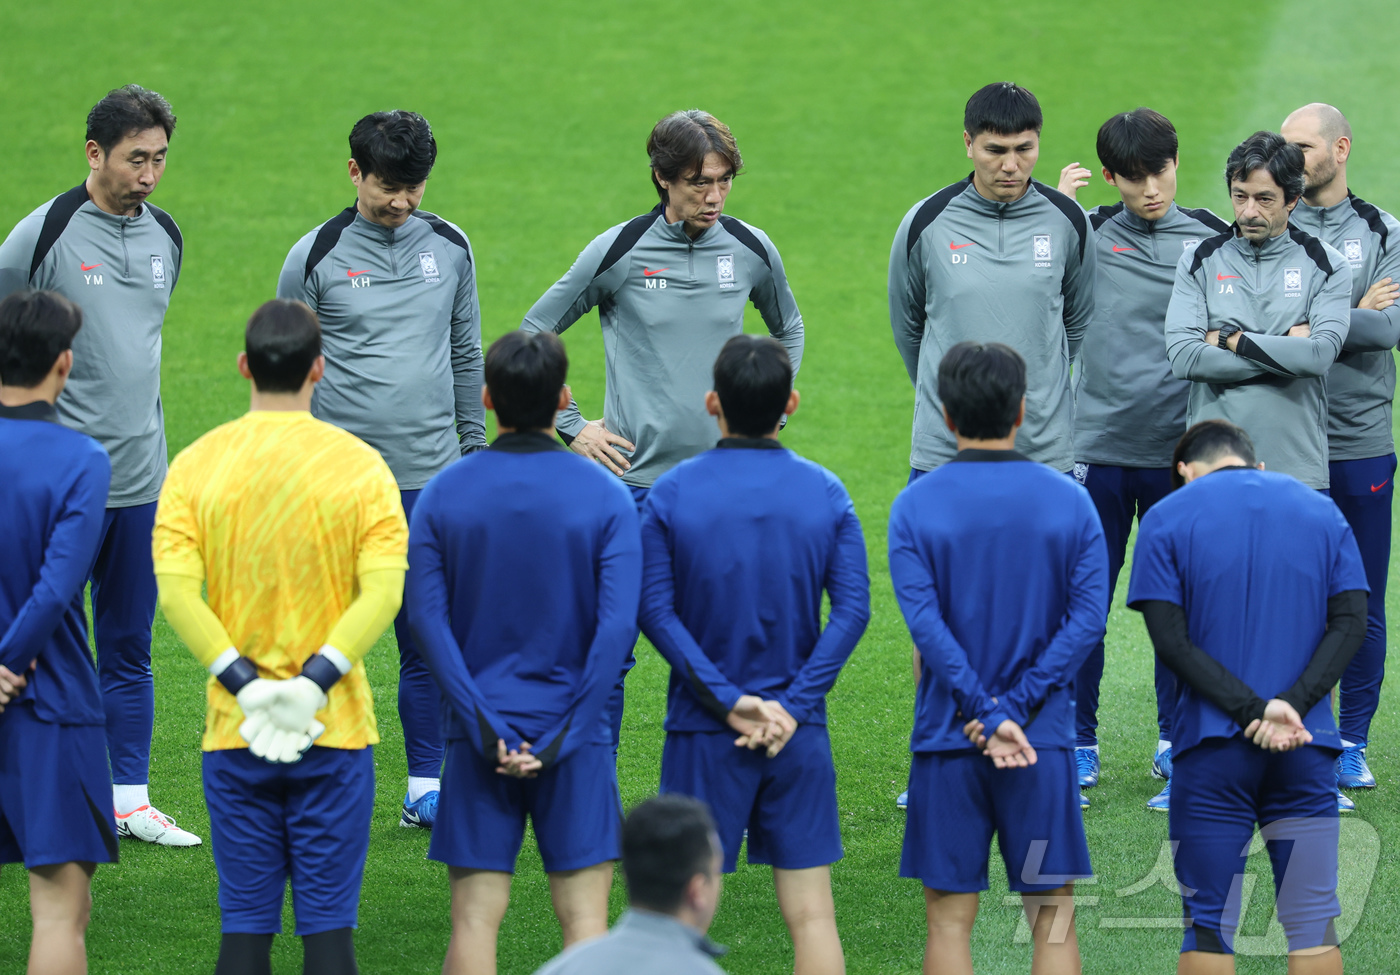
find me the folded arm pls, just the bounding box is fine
[1165,267,1270,383]
[1341,306,1400,352]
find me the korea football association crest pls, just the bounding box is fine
[717,253,735,289]
[1073,463,1088,486]
[150,255,165,289]
[1344,238,1364,264]
[1033,234,1052,267]
[418,251,440,284]
[1283,267,1303,298]
[1182,238,1201,252]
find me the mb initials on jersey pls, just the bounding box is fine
[643,267,668,289]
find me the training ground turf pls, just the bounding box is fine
[3,1,1399,971]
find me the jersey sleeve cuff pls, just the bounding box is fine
[355,554,410,575]
[153,559,206,581]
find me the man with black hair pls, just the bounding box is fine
[1165,131,1351,495]
[533,795,727,975]
[1282,103,1400,792]
[1127,419,1366,971]
[890,82,1096,480]
[277,109,484,827]
[0,290,116,975]
[639,334,869,975]
[0,84,194,846]
[154,298,407,975]
[406,330,641,975]
[889,341,1106,975]
[1056,108,1230,807]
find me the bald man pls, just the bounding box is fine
[1283,103,1400,795]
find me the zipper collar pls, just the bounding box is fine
[1228,225,1293,260]
[1119,202,1181,235]
[959,174,1039,216]
[349,206,408,245]
[78,183,148,227]
[656,208,712,245]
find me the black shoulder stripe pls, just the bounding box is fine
[412,210,470,260]
[1179,206,1231,234]
[905,177,972,259]
[1348,192,1389,255]
[1032,181,1090,262]
[1089,201,1124,231]
[147,203,182,255]
[1288,226,1335,276]
[718,215,770,269]
[594,204,663,280]
[1187,231,1233,275]
[304,205,357,282]
[29,184,90,282]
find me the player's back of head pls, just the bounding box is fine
[1097,108,1178,180]
[712,334,791,437]
[964,82,1042,137]
[245,299,321,394]
[937,341,1026,440]
[0,289,83,389]
[486,331,568,432]
[1171,419,1257,489]
[621,795,719,915]
[349,110,437,186]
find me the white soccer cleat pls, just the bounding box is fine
[115,804,203,847]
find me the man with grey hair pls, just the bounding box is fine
[1282,103,1400,793]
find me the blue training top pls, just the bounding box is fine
[638,438,870,732]
[0,401,111,726]
[406,431,642,767]
[888,449,1109,752]
[1127,467,1368,756]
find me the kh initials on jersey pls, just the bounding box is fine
[348,269,371,288]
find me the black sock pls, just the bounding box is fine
[302,927,357,975]
[214,932,274,975]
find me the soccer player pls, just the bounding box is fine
[1281,103,1400,792]
[889,82,1096,480]
[520,108,803,751]
[1128,420,1367,971]
[277,110,484,828]
[0,290,116,975]
[639,335,870,975]
[153,299,408,975]
[1163,131,1351,494]
[1060,109,1230,808]
[406,330,641,975]
[889,342,1107,975]
[0,85,196,845]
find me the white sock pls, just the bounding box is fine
[1341,739,1359,749]
[1157,739,1172,755]
[113,784,150,815]
[407,777,440,803]
[1078,744,1099,753]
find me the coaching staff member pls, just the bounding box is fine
[890,83,1096,478]
[1282,103,1400,792]
[1164,131,1351,491]
[0,85,196,846]
[278,110,485,828]
[1128,420,1367,968]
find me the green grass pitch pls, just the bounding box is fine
[2,0,1399,971]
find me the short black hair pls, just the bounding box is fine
[485,331,568,432]
[964,83,1043,138]
[647,110,743,203]
[1097,108,1178,180]
[1172,420,1258,489]
[621,796,718,914]
[712,335,792,437]
[1225,131,1305,205]
[86,85,176,154]
[937,342,1027,440]
[349,111,437,186]
[245,299,321,394]
[0,290,83,388]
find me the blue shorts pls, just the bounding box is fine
[202,746,374,935]
[430,738,622,873]
[660,725,842,873]
[1171,737,1339,954]
[0,702,117,868]
[900,747,1090,893]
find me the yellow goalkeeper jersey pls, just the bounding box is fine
[153,411,408,751]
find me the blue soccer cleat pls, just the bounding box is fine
[401,790,439,829]
[1336,743,1376,790]
[1146,780,1170,811]
[1151,745,1173,781]
[896,791,909,810]
[1076,746,1100,788]
[1079,790,1090,810]
[1337,789,1355,813]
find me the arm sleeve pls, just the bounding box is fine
[747,234,805,378]
[1165,259,1270,382]
[0,456,110,671]
[156,573,236,668]
[527,497,642,768]
[1138,600,1267,729]
[1232,265,1350,377]
[888,217,928,386]
[1276,590,1368,717]
[1002,504,1110,726]
[776,485,871,723]
[637,485,745,721]
[275,237,318,313]
[323,568,404,664]
[1061,220,1097,362]
[0,214,42,301]
[1341,307,1400,352]
[888,504,1011,731]
[449,240,487,453]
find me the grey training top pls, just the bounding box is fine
[890,176,1096,473]
[532,910,727,975]
[1288,193,1400,461]
[277,205,485,490]
[1164,226,1352,489]
[520,203,804,488]
[1074,202,1230,468]
[0,183,181,507]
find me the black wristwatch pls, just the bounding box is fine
[1217,323,1243,351]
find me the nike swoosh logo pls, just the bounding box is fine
[949,242,976,250]
[81,262,102,271]
[1372,480,1390,493]
[1217,274,1241,280]
[643,268,669,276]
[347,270,370,277]
[1112,246,1135,253]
